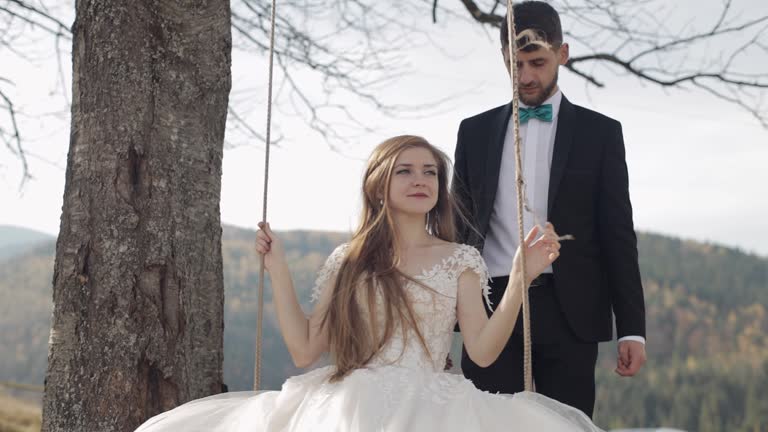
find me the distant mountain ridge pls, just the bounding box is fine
[0,225,55,260]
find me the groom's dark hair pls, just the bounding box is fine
[500,1,563,52]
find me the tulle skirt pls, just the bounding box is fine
[136,365,602,431]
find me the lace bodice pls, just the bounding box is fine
[311,243,492,372]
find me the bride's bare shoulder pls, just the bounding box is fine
[427,240,469,260]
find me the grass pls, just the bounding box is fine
[0,393,41,432]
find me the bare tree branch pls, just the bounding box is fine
[226,105,279,148]
[457,0,503,25]
[566,53,766,88]
[694,79,768,128]
[627,13,768,63]
[0,82,31,188]
[454,0,768,128]
[2,0,767,188]
[226,0,446,151]
[1,0,70,37]
[5,0,69,32]
[1,0,72,186]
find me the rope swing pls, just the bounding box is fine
[505,0,534,392]
[253,0,278,392]
[252,0,534,393]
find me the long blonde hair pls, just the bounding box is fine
[320,135,458,381]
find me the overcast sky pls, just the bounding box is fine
[1,0,767,256]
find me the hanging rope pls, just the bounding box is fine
[253,0,278,392]
[506,0,534,392]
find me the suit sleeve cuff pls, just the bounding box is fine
[618,335,646,345]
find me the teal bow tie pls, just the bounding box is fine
[519,104,553,123]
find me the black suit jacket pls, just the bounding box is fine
[452,95,646,342]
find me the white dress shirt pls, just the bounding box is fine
[483,90,562,278]
[481,89,645,345]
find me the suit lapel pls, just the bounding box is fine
[548,95,575,214]
[482,102,513,232]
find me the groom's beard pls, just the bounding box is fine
[520,70,559,107]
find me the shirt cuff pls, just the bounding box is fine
[618,335,646,345]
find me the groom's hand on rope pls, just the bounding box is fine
[615,340,646,377]
[256,222,286,272]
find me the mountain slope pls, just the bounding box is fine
[0,225,56,260]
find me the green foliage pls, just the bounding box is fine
[588,234,768,430]
[637,233,767,310]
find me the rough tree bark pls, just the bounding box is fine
[42,1,232,431]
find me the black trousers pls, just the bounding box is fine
[460,274,599,418]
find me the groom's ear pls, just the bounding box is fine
[557,43,569,66]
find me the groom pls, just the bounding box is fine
[452,1,646,418]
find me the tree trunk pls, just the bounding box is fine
[42,1,231,431]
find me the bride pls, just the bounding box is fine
[135,135,602,431]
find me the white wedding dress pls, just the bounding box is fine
[136,244,603,432]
